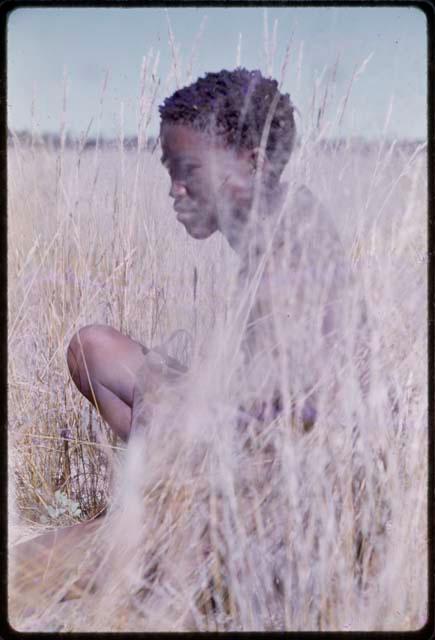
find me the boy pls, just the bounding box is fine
[67,67,346,438]
[14,69,354,612]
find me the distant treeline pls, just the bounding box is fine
[311,137,426,155]
[7,129,159,151]
[7,129,425,155]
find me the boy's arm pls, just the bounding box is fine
[280,185,347,429]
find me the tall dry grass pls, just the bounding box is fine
[8,20,427,632]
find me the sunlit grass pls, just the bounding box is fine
[8,23,427,631]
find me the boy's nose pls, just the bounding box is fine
[169,181,187,199]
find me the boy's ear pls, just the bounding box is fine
[249,147,269,173]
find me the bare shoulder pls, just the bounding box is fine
[273,183,345,278]
[292,184,318,211]
[239,183,346,286]
[289,184,341,243]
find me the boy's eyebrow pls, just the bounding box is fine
[160,153,201,167]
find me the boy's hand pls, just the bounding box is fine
[130,347,188,436]
[301,396,317,432]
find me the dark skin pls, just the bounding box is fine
[67,122,284,441]
[17,120,333,576]
[159,122,278,248]
[15,122,285,576]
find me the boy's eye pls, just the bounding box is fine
[172,161,200,180]
[180,161,200,174]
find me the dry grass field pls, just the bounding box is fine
[7,46,428,631]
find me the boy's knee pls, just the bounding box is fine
[67,324,114,395]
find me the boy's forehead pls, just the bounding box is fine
[161,123,226,156]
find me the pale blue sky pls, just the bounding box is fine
[7,6,427,140]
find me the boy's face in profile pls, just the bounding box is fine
[160,123,255,242]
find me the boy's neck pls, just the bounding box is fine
[223,181,289,256]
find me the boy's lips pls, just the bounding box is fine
[177,212,194,223]
[174,200,195,213]
[174,200,199,222]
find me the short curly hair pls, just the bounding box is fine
[159,68,296,183]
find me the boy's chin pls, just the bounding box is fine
[182,222,217,240]
[185,224,216,240]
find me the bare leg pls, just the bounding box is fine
[67,325,149,441]
[12,325,157,610]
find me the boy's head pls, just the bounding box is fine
[159,68,295,244]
